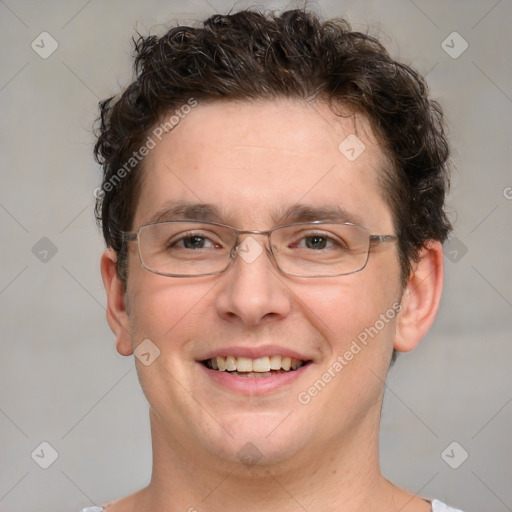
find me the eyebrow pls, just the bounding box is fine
[148,201,226,224]
[274,204,364,226]
[146,200,365,227]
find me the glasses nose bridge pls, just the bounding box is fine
[235,227,273,236]
[230,227,275,261]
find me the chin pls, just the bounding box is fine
[199,411,313,469]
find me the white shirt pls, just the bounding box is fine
[81,499,465,511]
[431,500,465,512]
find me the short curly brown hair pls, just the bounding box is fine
[94,8,451,287]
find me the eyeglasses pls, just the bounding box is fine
[122,220,397,278]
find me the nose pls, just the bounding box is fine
[214,234,292,326]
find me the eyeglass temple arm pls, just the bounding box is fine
[122,232,138,243]
[370,234,398,244]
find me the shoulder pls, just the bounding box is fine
[431,499,466,512]
[80,491,140,511]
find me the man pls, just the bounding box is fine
[87,8,463,512]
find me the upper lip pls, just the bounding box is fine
[197,345,313,362]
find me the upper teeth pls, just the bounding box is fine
[208,355,304,372]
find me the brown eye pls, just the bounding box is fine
[167,231,220,250]
[303,235,329,250]
[180,236,210,249]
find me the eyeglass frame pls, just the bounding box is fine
[121,219,398,278]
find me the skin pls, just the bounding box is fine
[101,98,444,511]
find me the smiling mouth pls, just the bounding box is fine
[202,355,310,378]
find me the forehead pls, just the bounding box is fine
[135,99,393,230]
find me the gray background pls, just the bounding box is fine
[0,1,511,511]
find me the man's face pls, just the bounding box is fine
[120,99,404,467]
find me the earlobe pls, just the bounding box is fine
[394,241,444,353]
[100,249,133,356]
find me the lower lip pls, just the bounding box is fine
[199,362,311,395]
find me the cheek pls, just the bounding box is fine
[291,269,401,363]
[125,275,210,409]
[126,262,204,343]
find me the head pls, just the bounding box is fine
[96,9,451,474]
[95,9,451,288]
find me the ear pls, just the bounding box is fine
[394,241,444,353]
[100,249,133,356]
